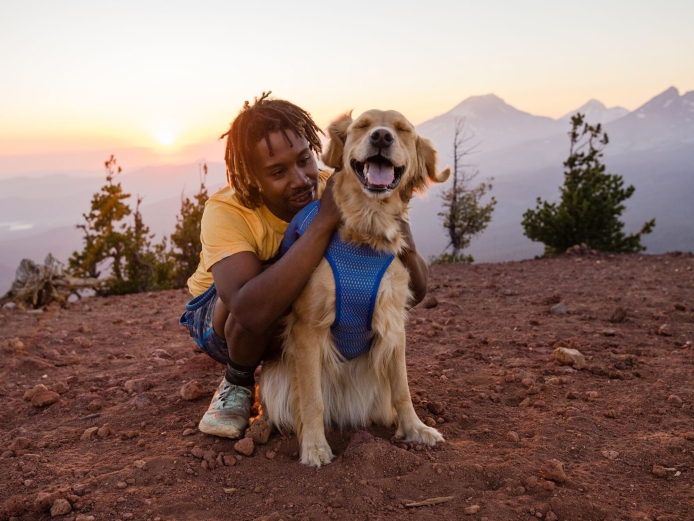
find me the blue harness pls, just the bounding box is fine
[280,201,395,360]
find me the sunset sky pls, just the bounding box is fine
[1,0,693,159]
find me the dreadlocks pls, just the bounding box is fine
[219,92,324,209]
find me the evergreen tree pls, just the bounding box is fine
[434,118,496,264]
[521,114,655,254]
[170,164,209,288]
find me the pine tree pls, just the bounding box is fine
[434,118,496,264]
[521,114,655,254]
[169,164,209,288]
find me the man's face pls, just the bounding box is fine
[252,129,319,222]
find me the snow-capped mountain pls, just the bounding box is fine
[559,99,628,125]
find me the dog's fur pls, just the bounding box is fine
[259,110,450,466]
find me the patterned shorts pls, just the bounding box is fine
[179,284,229,365]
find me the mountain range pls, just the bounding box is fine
[1,86,693,293]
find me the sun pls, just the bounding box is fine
[155,127,177,146]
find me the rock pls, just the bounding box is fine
[246,418,272,445]
[521,378,533,388]
[31,390,60,407]
[149,348,172,359]
[76,516,95,521]
[50,498,72,517]
[507,431,519,443]
[422,296,438,309]
[133,460,147,469]
[87,399,102,411]
[553,347,586,370]
[524,476,538,489]
[424,417,437,427]
[540,459,567,483]
[518,397,530,408]
[542,480,556,491]
[97,424,111,438]
[23,384,48,401]
[464,505,480,515]
[180,380,205,401]
[667,395,683,404]
[504,373,516,382]
[182,428,196,436]
[265,450,277,460]
[234,438,255,456]
[123,378,155,393]
[53,382,69,394]
[74,336,92,349]
[609,307,627,323]
[190,447,205,459]
[550,303,567,315]
[66,376,79,385]
[2,450,16,458]
[566,391,579,400]
[658,324,673,336]
[9,437,32,451]
[527,386,541,395]
[116,481,127,489]
[585,391,599,400]
[34,492,60,511]
[80,427,99,441]
[545,511,558,521]
[532,400,546,408]
[601,450,619,460]
[651,465,667,477]
[223,454,237,466]
[427,401,444,415]
[601,329,616,337]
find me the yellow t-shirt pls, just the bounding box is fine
[187,170,330,296]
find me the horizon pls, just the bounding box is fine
[2,0,694,164]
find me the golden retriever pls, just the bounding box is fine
[258,109,450,467]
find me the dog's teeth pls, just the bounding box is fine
[364,162,369,174]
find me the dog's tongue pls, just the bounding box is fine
[366,161,394,186]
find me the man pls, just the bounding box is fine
[180,93,429,439]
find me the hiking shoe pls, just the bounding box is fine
[198,379,252,439]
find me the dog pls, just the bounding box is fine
[258,109,450,467]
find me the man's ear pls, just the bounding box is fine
[411,135,451,193]
[321,112,353,169]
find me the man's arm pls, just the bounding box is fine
[212,178,340,336]
[398,219,429,307]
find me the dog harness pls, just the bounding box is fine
[280,201,395,360]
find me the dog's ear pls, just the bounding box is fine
[410,135,451,193]
[321,112,353,169]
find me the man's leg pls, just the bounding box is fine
[198,297,282,438]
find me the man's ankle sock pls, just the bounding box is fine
[225,360,256,388]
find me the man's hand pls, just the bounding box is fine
[397,217,429,308]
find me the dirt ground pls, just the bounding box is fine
[1,252,693,521]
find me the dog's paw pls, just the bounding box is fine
[397,422,445,446]
[300,440,334,467]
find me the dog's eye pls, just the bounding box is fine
[354,121,371,129]
[395,125,410,133]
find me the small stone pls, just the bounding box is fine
[464,505,480,515]
[190,447,205,459]
[32,390,60,407]
[74,336,92,349]
[427,401,444,415]
[66,376,79,384]
[123,378,155,393]
[658,324,673,336]
[566,391,579,399]
[545,511,558,521]
[50,498,72,517]
[2,450,16,458]
[133,460,147,469]
[542,480,556,491]
[223,454,237,466]
[521,378,533,388]
[75,515,95,521]
[651,465,667,477]
[234,437,255,456]
[601,450,619,460]
[80,427,99,441]
[182,428,196,436]
[9,437,32,451]
[540,459,567,483]
[504,373,516,382]
[550,303,567,315]
[53,382,69,394]
[246,418,272,445]
[87,399,102,411]
[532,400,546,408]
[265,450,277,460]
[518,397,530,408]
[524,476,538,488]
[667,395,683,404]
[424,417,437,427]
[116,481,127,489]
[585,391,599,400]
[180,380,205,401]
[609,307,627,323]
[507,431,519,443]
[527,386,541,395]
[553,347,585,370]
[24,384,48,401]
[683,432,694,441]
[97,424,111,438]
[422,296,438,309]
[224,487,238,494]
[601,329,616,337]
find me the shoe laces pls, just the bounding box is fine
[216,383,252,411]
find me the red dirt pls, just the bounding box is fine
[1,252,693,521]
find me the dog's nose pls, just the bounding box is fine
[369,128,394,148]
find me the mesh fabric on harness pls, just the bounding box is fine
[280,201,395,360]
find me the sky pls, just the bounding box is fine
[1,0,693,160]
